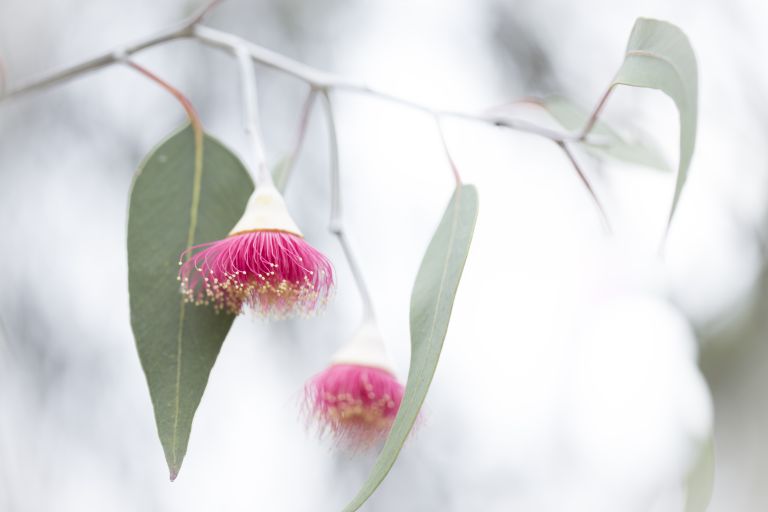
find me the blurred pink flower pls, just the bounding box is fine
[304,323,404,449]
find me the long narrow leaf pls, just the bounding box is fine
[343,184,479,511]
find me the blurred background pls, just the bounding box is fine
[0,0,765,510]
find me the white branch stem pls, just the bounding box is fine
[0,12,611,227]
[1,19,585,144]
[320,90,376,323]
[0,25,191,100]
[235,46,270,186]
[194,26,579,142]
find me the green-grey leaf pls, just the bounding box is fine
[611,17,698,224]
[128,124,254,480]
[685,437,715,512]
[542,95,669,171]
[343,184,479,511]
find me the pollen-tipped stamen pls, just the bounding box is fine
[178,185,334,318]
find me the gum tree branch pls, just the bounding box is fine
[0,7,612,224]
[193,25,578,142]
[0,16,584,144]
[0,0,224,100]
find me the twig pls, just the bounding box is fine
[279,87,318,190]
[578,85,615,141]
[320,90,376,322]
[123,60,202,133]
[556,141,612,233]
[0,8,588,146]
[0,3,615,226]
[192,25,584,143]
[189,0,225,26]
[0,0,225,101]
[193,25,335,88]
[235,46,270,185]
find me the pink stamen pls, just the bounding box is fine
[304,363,404,449]
[178,230,334,318]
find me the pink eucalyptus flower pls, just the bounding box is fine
[179,185,334,318]
[305,323,404,449]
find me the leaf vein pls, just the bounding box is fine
[171,128,205,469]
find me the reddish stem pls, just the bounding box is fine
[434,116,462,186]
[557,140,612,233]
[579,85,615,140]
[124,60,203,135]
[190,0,225,25]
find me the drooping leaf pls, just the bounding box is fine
[609,17,698,224]
[685,437,715,512]
[343,184,479,511]
[542,95,669,171]
[128,124,253,480]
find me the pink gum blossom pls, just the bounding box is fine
[178,230,334,318]
[304,363,404,449]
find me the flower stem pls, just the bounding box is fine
[320,90,376,323]
[556,140,612,234]
[434,116,462,186]
[123,60,203,136]
[235,46,271,187]
[578,85,615,141]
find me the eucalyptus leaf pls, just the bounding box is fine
[685,437,715,512]
[128,124,253,480]
[542,95,669,171]
[343,184,479,511]
[610,17,698,224]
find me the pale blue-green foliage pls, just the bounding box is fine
[342,16,698,511]
[612,17,698,225]
[126,16,698,507]
[343,185,479,512]
[128,125,253,480]
[542,95,670,171]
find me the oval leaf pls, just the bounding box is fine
[342,184,479,511]
[611,17,698,225]
[542,95,669,171]
[128,124,254,480]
